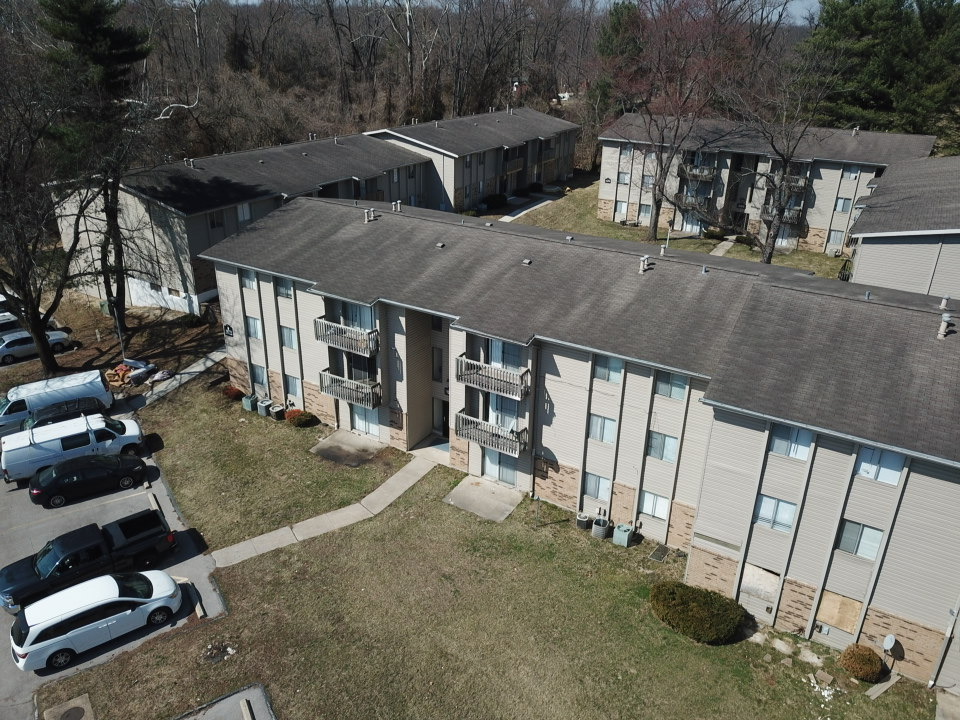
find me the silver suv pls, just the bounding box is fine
[0,330,70,365]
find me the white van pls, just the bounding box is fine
[1,415,143,484]
[0,371,114,437]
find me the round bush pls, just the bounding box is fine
[222,385,245,401]
[838,643,886,682]
[285,410,318,427]
[649,581,746,644]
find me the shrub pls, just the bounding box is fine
[528,181,544,193]
[702,227,727,241]
[649,581,746,644]
[514,186,530,198]
[222,386,245,401]
[734,234,753,245]
[285,410,318,427]
[178,313,205,328]
[483,193,508,210]
[838,643,886,682]
[461,209,478,217]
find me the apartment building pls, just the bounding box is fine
[848,155,960,297]
[201,197,960,689]
[597,114,935,254]
[366,107,580,212]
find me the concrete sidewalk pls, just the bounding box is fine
[212,455,436,567]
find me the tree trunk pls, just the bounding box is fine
[101,175,128,333]
[647,195,663,243]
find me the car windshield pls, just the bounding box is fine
[33,541,58,578]
[36,465,58,486]
[104,418,126,435]
[0,397,9,414]
[112,573,153,599]
[10,613,29,647]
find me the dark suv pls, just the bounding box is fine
[20,397,108,432]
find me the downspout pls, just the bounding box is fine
[930,591,960,688]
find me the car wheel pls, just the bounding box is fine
[121,444,140,456]
[118,475,135,489]
[146,607,171,626]
[46,648,75,670]
[48,495,66,509]
[0,354,14,365]
[51,342,65,353]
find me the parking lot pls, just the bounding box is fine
[0,451,222,720]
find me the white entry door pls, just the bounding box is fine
[483,448,517,486]
[351,404,378,436]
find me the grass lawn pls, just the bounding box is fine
[514,179,847,278]
[38,468,935,720]
[137,376,409,548]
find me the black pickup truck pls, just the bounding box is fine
[0,508,177,613]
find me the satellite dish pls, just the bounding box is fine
[882,634,897,651]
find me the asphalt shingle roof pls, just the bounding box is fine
[200,197,960,465]
[372,107,580,157]
[600,114,935,166]
[849,155,960,236]
[121,134,428,215]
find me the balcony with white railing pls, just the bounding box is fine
[761,205,802,224]
[673,193,710,212]
[679,163,716,182]
[504,157,525,174]
[455,411,529,458]
[319,370,382,409]
[315,318,379,356]
[456,354,530,400]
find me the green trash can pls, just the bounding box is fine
[613,523,633,548]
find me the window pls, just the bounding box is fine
[593,355,623,384]
[284,374,301,397]
[588,414,617,443]
[61,433,91,451]
[479,152,485,166]
[838,520,883,560]
[655,370,687,400]
[237,203,252,226]
[431,315,443,332]
[244,315,262,340]
[93,429,116,442]
[250,363,266,388]
[620,144,633,159]
[392,168,399,183]
[642,174,654,189]
[828,229,845,246]
[769,423,813,460]
[647,431,678,463]
[150,282,162,292]
[640,490,670,519]
[408,165,416,179]
[583,472,612,501]
[753,494,797,532]
[617,171,629,185]
[240,269,255,290]
[167,288,181,298]
[640,203,651,218]
[835,197,852,213]
[275,277,293,298]
[280,325,298,350]
[209,209,224,229]
[842,165,859,180]
[432,347,443,381]
[615,200,627,216]
[855,446,905,485]
[465,154,472,169]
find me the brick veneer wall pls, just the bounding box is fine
[533,458,580,512]
[224,355,250,394]
[268,370,283,405]
[686,546,739,596]
[597,199,614,221]
[666,501,696,550]
[450,435,469,472]
[610,482,636,525]
[775,579,817,635]
[800,227,827,252]
[861,607,945,682]
[304,381,336,427]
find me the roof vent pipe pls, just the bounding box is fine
[940,296,950,310]
[938,313,952,340]
[701,265,708,275]
[396,200,402,212]
[865,290,871,300]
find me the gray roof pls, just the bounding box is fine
[201,197,960,465]
[121,134,428,215]
[370,107,580,157]
[703,284,960,465]
[849,155,960,236]
[601,114,935,166]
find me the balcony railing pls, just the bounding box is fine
[504,157,524,174]
[761,205,802,224]
[679,163,716,182]
[455,411,529,458]
[673,193,710,212]
[319,370,382,409]
[315,318,379,356]
[541,147,556,161]
[784,174,808,193]
[456,354,530,400]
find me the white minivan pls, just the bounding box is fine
[1,415,143,484]
[0,371,114,437]
[9,571,182,671]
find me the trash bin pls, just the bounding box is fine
[269,404,285,421]
[591,517,611,539]
[242,394,258,411]
[613,524,633,548]
[257,398,272,417]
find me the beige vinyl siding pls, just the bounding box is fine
[825,551,874,600]
[746,524,792,574]
[692,410,767,550]
[787,436,854,585]
[805,162,843,230]
[296,290,327,382]
[852,240,940,293]
[258,274,283,379]
[844,475,900,529]
[404,310,434,449]
[674,379,711,506]
[377,137,448,211]
[814,625,856,651]
[584,439,616,483]
[447,328,467,431]
[536,345,590,468]
[597,142,622,204]
[870,460,960,628]
[760,453,808,504]
[613,364,653,490]
[640,515,668,542]
[929,239,960,297]
[388,306,409,430]
[431,319,449,400]
[215,266,246,363]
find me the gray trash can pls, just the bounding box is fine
[257,398,272,416]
